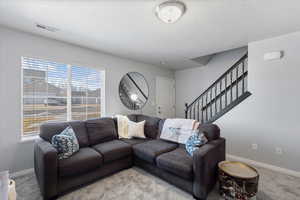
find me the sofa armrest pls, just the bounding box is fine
[192,138,225,199]
[34,138,58,199]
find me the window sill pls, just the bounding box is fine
[20,135,39,143]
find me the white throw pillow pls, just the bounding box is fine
[115,115,129,139]
[128,120,146,139]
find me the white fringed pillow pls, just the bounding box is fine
[115,115,129,139]
[128,120,146,139]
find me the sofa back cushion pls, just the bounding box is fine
[85,118,118,145]
[157,119,165,138]
[198,124,220,141]
[132,114,161,139]
[127,114,137,122]
[40,121,90,148]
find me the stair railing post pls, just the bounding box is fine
[242,59,245,94]
[201,96,204,123]
[236,65,239,99]
[185,103,188,119]
[214,84,217,114]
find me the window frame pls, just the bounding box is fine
[21,57,106,139]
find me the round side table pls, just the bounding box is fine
[218,161,259,200]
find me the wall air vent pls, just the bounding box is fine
[36,23,59,32]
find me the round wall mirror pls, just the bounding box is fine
[119,72,149,110]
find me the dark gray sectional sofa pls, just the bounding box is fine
[34,114,225,200]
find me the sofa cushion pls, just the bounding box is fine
[157,119,165,138]
[40,121,89,148]
[58,147,103,177]
[198,124,220,141]
[127,114,137,122]
[86,118,118,145]
[134,115,161,139]
[156,148,193,180]
[133,139,178,164]
[68,121,90,147]
[120,138,150,146]
[93,140,132,163]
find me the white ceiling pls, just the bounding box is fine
[1,0,300,70]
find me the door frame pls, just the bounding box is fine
[156,76,175,118]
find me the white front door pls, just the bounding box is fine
[156,76,175,118]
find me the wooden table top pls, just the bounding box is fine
[218,161,259,179]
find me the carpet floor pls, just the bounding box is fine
[14,166,300,200]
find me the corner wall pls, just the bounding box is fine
[175,32,300,172]
[0,26,173,173]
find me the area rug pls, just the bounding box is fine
[14,167,300,200]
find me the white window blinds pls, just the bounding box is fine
[71,66,102,121]
[22,57,104,136]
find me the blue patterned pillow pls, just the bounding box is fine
[185,131,208,156]
[52,126,80,160]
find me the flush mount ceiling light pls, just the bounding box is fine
[155,0,186,24]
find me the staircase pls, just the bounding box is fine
[185,53,251,124]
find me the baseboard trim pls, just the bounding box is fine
[10,168,34,179]
[227,154,300,178]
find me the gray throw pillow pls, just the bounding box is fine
[52,126,80,160]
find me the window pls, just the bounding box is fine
[22,57,105,136]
